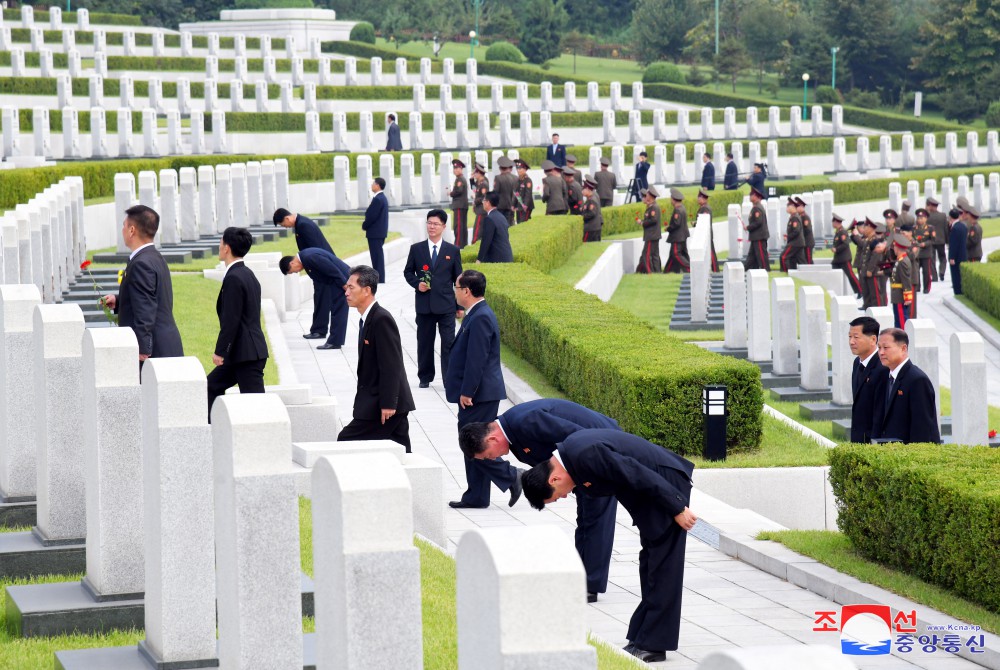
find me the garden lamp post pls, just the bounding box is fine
[470,0,483,59]
[830,47,839,90]
[802,73,810,121]
[702,385,728,461]
[469,31,476,59]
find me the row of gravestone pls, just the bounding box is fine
[727,189,837,257]
[1,5,91,31]
[889,174,1000,219]
[834,131,1000,173]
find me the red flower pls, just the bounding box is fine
[990,429,997,439]
[80,260,92,270]
[422,264,429,271]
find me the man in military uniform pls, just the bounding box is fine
[449,159,469,249]
[696,189,718,272]
[883,208,898,237]
[896,221,919,317]
[795,197,814,264]
[779,197,804,272]
[494,156,518,226]
[831,214,862,298]
[854,219,874,307]
[913,208,936,294]
[594,157,617,207]
[966,204,984,262]
[743,186,770,271]
[897,200,916,230]
[542,160,569,215]
[470,162,490,244]
[889,232,914,329]
[566,154,583,185]
[926,197,949,280]
[863,221,889,309]
[581,179,603,242]
[514,159,534,224]
[636,187,662,273]
[563,166,583,215]
[663,188,690,273]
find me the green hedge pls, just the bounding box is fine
[601,187,746,236]
[1,9,142,25]
[321,41,430,66]
[960,263,1000,320]
[15,108,143,133]
[987,250,1000,263]
[829,443,1000,611]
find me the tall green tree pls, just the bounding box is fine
[630,0,700,65]
[715,37,750,92]
[915,0,1000,99]
[740,0,790,92]
[816,0,896,91]
[517,0,568,64]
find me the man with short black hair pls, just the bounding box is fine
[478,193,513,263]
[700,152,715,190]
[279,246,351,350]
[948,208,968,295]
[362,178,389,283]
[848,316,886,444]
[338,265,415,450]
[926,197,949,281]
[207,227,269,420]
[546,133,566,167]
[873,328,940,444]
[102,205,183,363]
[385,113,402,151]
[273,207,336,340]
[723,152,739,190]
[632,151,650,200]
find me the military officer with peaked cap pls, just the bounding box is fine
[637,186,662,273]
[663,188,690,273]
[594,157,617,207]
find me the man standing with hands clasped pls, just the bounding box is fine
[362,178,389,283]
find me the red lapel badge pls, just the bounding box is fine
[364,339,369,345]
[583,482,592,487]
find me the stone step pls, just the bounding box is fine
[761,371,832,389]
[668,319,724,331]
[92,250,193,264]
[799,401,852,421]
[770,386,833,403]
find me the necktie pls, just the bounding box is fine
[432,244,438,267]
[885,375,895,406]
[358,317,364,350]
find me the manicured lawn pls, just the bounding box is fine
[757,530,1000,635]
[610,273,724,342]
[549,240,611,286]
[690,413,832,469]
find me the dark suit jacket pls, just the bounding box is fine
[445,300,505,404]
[299,247,350,286]
[497,399,620,467]
[386,122,403,151]
[559,429,694,543]
[873,360,941,444]
[362,191,389,240]
[724,161,739,190]
[634,161,650,190]
[949,221,968,261]
[403,239,462,315]
[294,214,333,254]
[851,353,887,443]
[215,261,268,363]
[701,161,716,190]
[354,302,415,419]
[546,143,567,167]
[478,210,514,263]
[115,245,183,358]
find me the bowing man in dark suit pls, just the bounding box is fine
[848,316,887,443]
[446,270,518,508]
[102,205,183,363]
[385,113,403,151]
[523,429,697,663]
[338,265,416,450]
[459,398,621,601]
[872,327,941,444]
[207,227,269,420]
[362,178,390,283]
[273,207,336,341]
[403,209,463,388]
[477,192,514,263]
[546,133,567,168]
[279,247,351,350]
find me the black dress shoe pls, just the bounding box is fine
[626,646,666,663]
[587,592,598,603]
[316,343,341,350]
[303,332,324,340]
[622,643,636,654]
[449,501,488,509]
[508,471,523,507]
[418,381,430,388]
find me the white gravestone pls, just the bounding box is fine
[771,278,797,375]
[0,286,42,501]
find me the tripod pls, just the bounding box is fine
[625,178,638,203]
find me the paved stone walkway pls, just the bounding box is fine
[277,210,985,668]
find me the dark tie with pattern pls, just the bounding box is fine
[432,244,438,267]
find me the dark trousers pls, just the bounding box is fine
[626,474,691,652]
[207,358,266,422]
[636,240,661,273]
[310,282,332,336]
[663,242,690,273]
[833,261,862,297]
[576,494,618,594]
[600,198,613,207]
[893,302,910,329]
[516,207,532,224]
[583,230,602,242]
[936,245,947,279]
[709,240,718,272]
[744,240,770,271]
[453,208,468,249]
[339,411,411,452]
[805,246,813,264]
[367,237,386,283]
[472,212,484,243]
[500,209,514,226]
[920,256,934,293]
[863,275,885,309]
[415,311,456,384]
[951,261,963,294]
[457,400,517,506]
[326,293,349,347]
[779,245,799,272]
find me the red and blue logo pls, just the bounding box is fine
[839,604,892,655]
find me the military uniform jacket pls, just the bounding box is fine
[890,255,913,304]
[927,211,948,246]
[450,174,469,209]
[801,214,814,248]
[666,204,688,243]
[495,172,518,210]
[747,203,769,241]
[914,224,935,259]
[864,237,888,276]
[897,211,916,229]
[785,214,804,247]
[516,175,534,214]
[582,196,603,233]
[832,229,852,264]
[642,203,662,242]
[851,230,867,270]
[472,176,490,215]
[567,181,584,215]
[594,170,616,202]
[542,175,568,212]
[967,222,983,258]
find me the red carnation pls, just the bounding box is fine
[990,429,997,439]
[422,264,429,271]
[80,260,92,270]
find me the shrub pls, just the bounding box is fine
[986,101,1000,129]
[686,65,707,87]
[642,62,686,85]
[829,443,1000,612]
[349,22,376,45]
[988,249,1000,263]
[815,85,842,105]
[484,41,524,64]
[962,262,1000,320]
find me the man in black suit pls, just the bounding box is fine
[403,209,463,388]
[102,205,183,363]
[522,429,697,663]
[477,192,514,263]
[273,207,336,341]
[872,327,941,444]
[848,316,887,443]
[545,133,567,168]
[723,152,739,190]
[279,247,351,350]
[362,177,389,283]
[207,227,269,421]
[338,265,415,450]
[700,152,715,190]
[385,113,403,151]
[459,399,621,602]
[446,270,517,508]
[948,207,968,295]
[632,151,650,200]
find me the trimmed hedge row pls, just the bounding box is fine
[320,40,428,65]
[601,187,747,237]
[959,263,1000,321]
[1,9,142,26]
[829,443,1000,611]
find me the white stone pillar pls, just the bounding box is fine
[771,277,796,375]
[142,108,160,157]
[799,286,828,390]
[856,136,870,172]
[831,105,843,135]
[746,272,771,362]
[723,262,747,350]
[0,285,42,501]
[878,135,892,170]
[904,318,939,429]
[945,132,958,166]
[540,82,552,111]
[768,106,781,137]
[564,82,577,112]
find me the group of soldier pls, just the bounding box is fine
[635,186,718,275]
